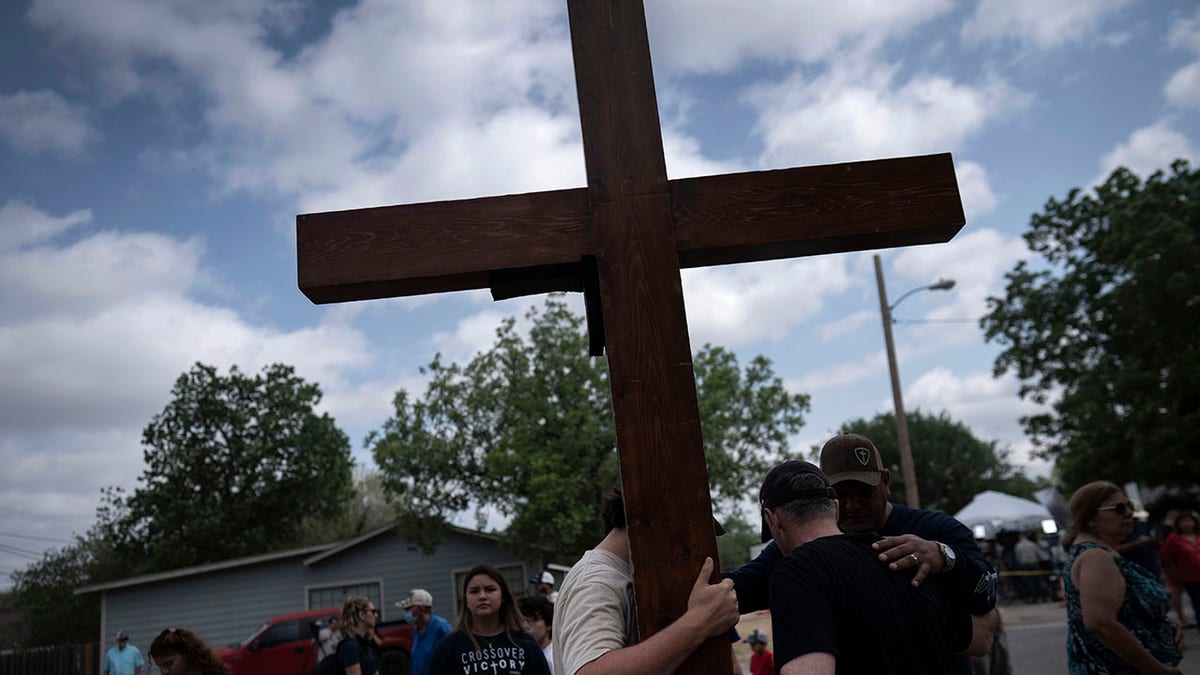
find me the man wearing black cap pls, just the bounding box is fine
[760,460,969,674]
[726,433,998,673]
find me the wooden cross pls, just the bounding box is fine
[296,3,964,673]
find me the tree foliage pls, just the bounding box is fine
[369,297,809,561]
[9,528,123,647]
[297,469,397,545]
[98,362,354,573]
[835,410,1045,514]
[981,161,1200,490]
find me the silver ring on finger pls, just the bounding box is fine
[909,553,919,564]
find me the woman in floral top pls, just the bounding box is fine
[1061,481,1182,674]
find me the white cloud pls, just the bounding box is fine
[0,199,92,250]
[748,59,1028,167]
[892,227,1029,346]
[682,256,855,347]
[0,228,203,323]
[1165,62,1200,108]
[28,0,580,208]
[645,0,954,72]
[1166,11,1200,108]
[961,0,1133,51]
[789,350,888,393]
[1168,9,1200,53]
[0,202,385,556]
[817,310,874,343]
[1095,119,1199,185]
[905,367,1049,470]
[428,308,516,365]
[0,89,99,157]
[955,161,999,222]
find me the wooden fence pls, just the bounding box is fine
[0,643,96,675]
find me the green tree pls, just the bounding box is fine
[99,363,354,573]
[369,297,809,561]
[297,469,397,545]
[9,527,125,647]
[981,161,1200,490]
[834,410,1045,514]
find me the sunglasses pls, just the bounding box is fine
[1098,501,1134,516]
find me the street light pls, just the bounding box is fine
[872,254,955,508]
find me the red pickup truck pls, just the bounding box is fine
[216,606,414,675]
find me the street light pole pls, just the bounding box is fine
[873,254,955,509]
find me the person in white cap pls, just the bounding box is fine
[531,570,558,603]
[743,629,774,675]
[102,630,145,675]
[397,588,451,675]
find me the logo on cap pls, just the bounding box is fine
[855,447,871,465]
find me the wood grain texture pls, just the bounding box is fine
[672,153,964,268]
[567,1,729,671]
[294,5,967,672]
[297,188,590,303]
[296,154,962,304]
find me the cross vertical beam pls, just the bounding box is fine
[566,2,727,670]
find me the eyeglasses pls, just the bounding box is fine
[1098,501,1134,516]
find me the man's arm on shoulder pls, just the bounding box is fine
[575,558,738,675]
[723,540,781,614]
[780,652,835,675]
[878,508,998,614]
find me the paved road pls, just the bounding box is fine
[735,600,1198,673]
[1004,601,1200,675]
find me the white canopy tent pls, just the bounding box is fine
[954,490,1057,539]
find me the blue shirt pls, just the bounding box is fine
[103,644,144,675]
[409,613,452,675]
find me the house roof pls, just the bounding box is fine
[303,523,502,565]
[75,543,333,595]
[75,524,506,595]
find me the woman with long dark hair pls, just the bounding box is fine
[148,628,230,675]
[1061,481,1182,673]
[337,595,382,675]
[429,564,551,675]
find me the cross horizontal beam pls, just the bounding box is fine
[297,153,963,304]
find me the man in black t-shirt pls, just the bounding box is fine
[760,460,971,675]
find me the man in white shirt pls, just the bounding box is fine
[552,489,739,675]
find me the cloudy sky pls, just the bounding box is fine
[1,0,1197,584]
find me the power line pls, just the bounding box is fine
[0,530,70,544]
[893,318,980,324]
[0,543,43,560]
[0,504,88,524]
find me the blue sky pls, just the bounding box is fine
[2,0,1198,584]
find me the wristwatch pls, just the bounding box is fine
[936,541,957,572]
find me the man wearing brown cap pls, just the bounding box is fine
[726,433,998,674]
[761,459,969,674]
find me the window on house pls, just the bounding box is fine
[308,581,383,613]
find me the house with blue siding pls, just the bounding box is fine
[75,524,541,653]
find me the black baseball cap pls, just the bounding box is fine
[759,460,836,542]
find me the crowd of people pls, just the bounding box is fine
[105,430,1195,675]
